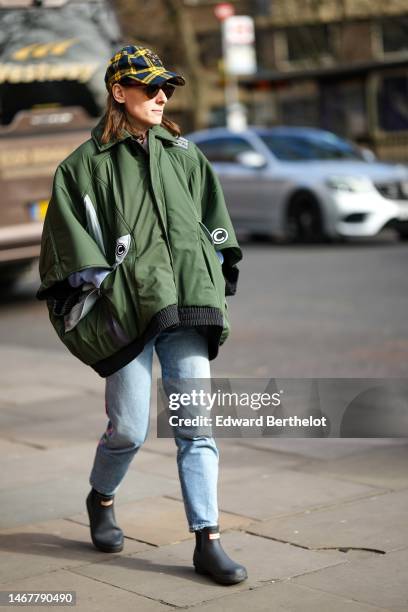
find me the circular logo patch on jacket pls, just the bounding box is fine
[114,234,131,265]
[116,243,127,257]
[211,228,229,244]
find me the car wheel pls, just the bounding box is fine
[251,232,274,243]
[397,229,408,241]
[286,192,326,243]
[0,261,33,292]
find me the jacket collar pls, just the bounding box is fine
[91,118,178,152]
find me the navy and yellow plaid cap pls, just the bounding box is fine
[105,45,186,91]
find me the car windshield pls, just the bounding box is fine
[258,131,365,161]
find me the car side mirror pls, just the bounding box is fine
[235,151,267,169]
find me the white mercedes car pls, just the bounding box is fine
[186,126,408,242]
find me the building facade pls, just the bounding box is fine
[184,0,408,161]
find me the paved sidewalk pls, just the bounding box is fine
[0,344,407,611]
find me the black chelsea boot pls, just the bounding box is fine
[193,525,248,585]
[86,488,124,553]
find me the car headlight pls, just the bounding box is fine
[325,176,373,192]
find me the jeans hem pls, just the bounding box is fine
[189,522,219,533]
[89,478,118,498]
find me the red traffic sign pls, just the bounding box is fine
[214,3,235,21]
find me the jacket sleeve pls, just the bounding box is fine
[191,145,243,296]
[36,168,112,316]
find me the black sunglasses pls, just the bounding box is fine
[120,78,175,100]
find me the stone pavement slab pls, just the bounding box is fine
[69,496,253,547]
[216,440,305,470]
[241,438,408,460]
[179,468,383,520]
[246,489,408,553]
[0,345,104,395]
[298,443,408,489]
[184,580,388,612]
[0,384,77,406]
[142,435,179,457]
[1,470,180,530]
[0,407,37,430]
[72,531,346,607]
[0,409,108,449]
[0,518,150,586]
[0,568,171,612]
[294,548,408,612]
[0,441,96,490]
[0,393,105,423]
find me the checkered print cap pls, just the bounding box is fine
[105,45,186,91]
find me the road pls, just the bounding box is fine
[1,230,407,611]
[0,229,407,378]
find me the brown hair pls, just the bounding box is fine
[100,86,181,145]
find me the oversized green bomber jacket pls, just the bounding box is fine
[36,119,243,377]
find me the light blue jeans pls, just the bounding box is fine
[89,325,219,532]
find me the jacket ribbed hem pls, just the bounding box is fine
[91,304,224,378]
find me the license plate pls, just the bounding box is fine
[28,199,49,221]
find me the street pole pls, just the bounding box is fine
[221,19,248,131]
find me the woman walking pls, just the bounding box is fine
[37,45,245,585]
